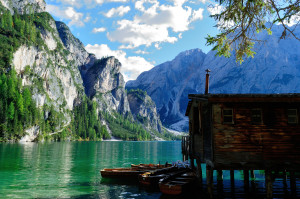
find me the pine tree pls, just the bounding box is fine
[16,93,24,117]
[7,102,15,121]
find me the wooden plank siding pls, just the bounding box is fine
[212,102,300,170]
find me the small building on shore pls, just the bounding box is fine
[182,71,300,198]
[185,93,300,170]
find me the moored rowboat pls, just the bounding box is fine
[131,163,172,170]
[138,167,181,189]
[100,168,147,179]
[101,163,172,179]
[159,169,196,195]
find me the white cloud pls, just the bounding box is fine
[84,14,91,22]
[284,13,300,27]
[154,43,161,49]
[92,27,106,33]
[207,4,222,16]
[104,6,131,18]
[108,19,178,48]
[207,4,234,29]
[107,0,204,48]
[53,0,128,8]
[191,8,204,21]
[85,44,154,81]
[46,5,85,27]
[134,50,149,54]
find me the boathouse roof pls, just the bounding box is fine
[185,93,300,116]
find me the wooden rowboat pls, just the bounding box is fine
[100,168,147,179]
[131,163,172,170]
[159,169,196,195]
[138,167,181,189]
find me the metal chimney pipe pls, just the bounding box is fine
[205,69,211,95]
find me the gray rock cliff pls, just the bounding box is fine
[0,0,45,14]
[127,89,162,133]
[81,56,130,115]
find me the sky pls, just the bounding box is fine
[45,0,220,81]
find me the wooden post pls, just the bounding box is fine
[206,164,213,198]
[196,159,202,185]
[283,170,288,196]
[217,170,223,198]
[230,170,235,186]
[250,170,256,192]
[230,170,235,198]
[191,158,195,169]
[244,170,249,193]
[265,170,273,199]
[250,170,255,180]
[290,171,296,198]
[217,170,223,181]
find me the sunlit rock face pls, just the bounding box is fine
[0,0,46,14]
[81,57,130,114]
[127,25,300,131]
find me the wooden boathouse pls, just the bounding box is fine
[182,71,300,198]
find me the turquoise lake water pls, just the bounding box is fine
[0,141,298,198]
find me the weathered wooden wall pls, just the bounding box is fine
[212,102,300,170]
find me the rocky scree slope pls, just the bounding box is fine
[126,25,300,131]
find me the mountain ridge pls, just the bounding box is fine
[127,25,300,131]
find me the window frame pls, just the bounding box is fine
[223,108,234,124]
[287,109,298,124]
[251,109,263,124]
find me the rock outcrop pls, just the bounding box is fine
[127,89,162,133]
[0,0,46,14]
[81,57,130,114]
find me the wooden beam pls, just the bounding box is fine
[206,164,213,198]
[196,159,202,185]
[244,170,249,193]
[250,170,255,180]
[283,170,288,196]
[217,170,224,198]
[265,170,273,199]
[290,171,296,198]
[230,170,235,197]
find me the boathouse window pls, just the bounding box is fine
[287,109,298,124]
[223,109,233,124]
[251,109,262,124]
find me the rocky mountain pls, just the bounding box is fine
[126,25,300,131]
[0,0,166,141]
[81,56,130,115]
[126,49,206,131]
[127,89,162,133]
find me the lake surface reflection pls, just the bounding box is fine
[0,141,298,198]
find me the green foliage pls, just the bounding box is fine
[104,112,152,141]
[72,97,110,141]
[207,0,300,63]
[0,10,44,68]
[127,88,147,101]
[0,69,44,141]
[152,129,182,141]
